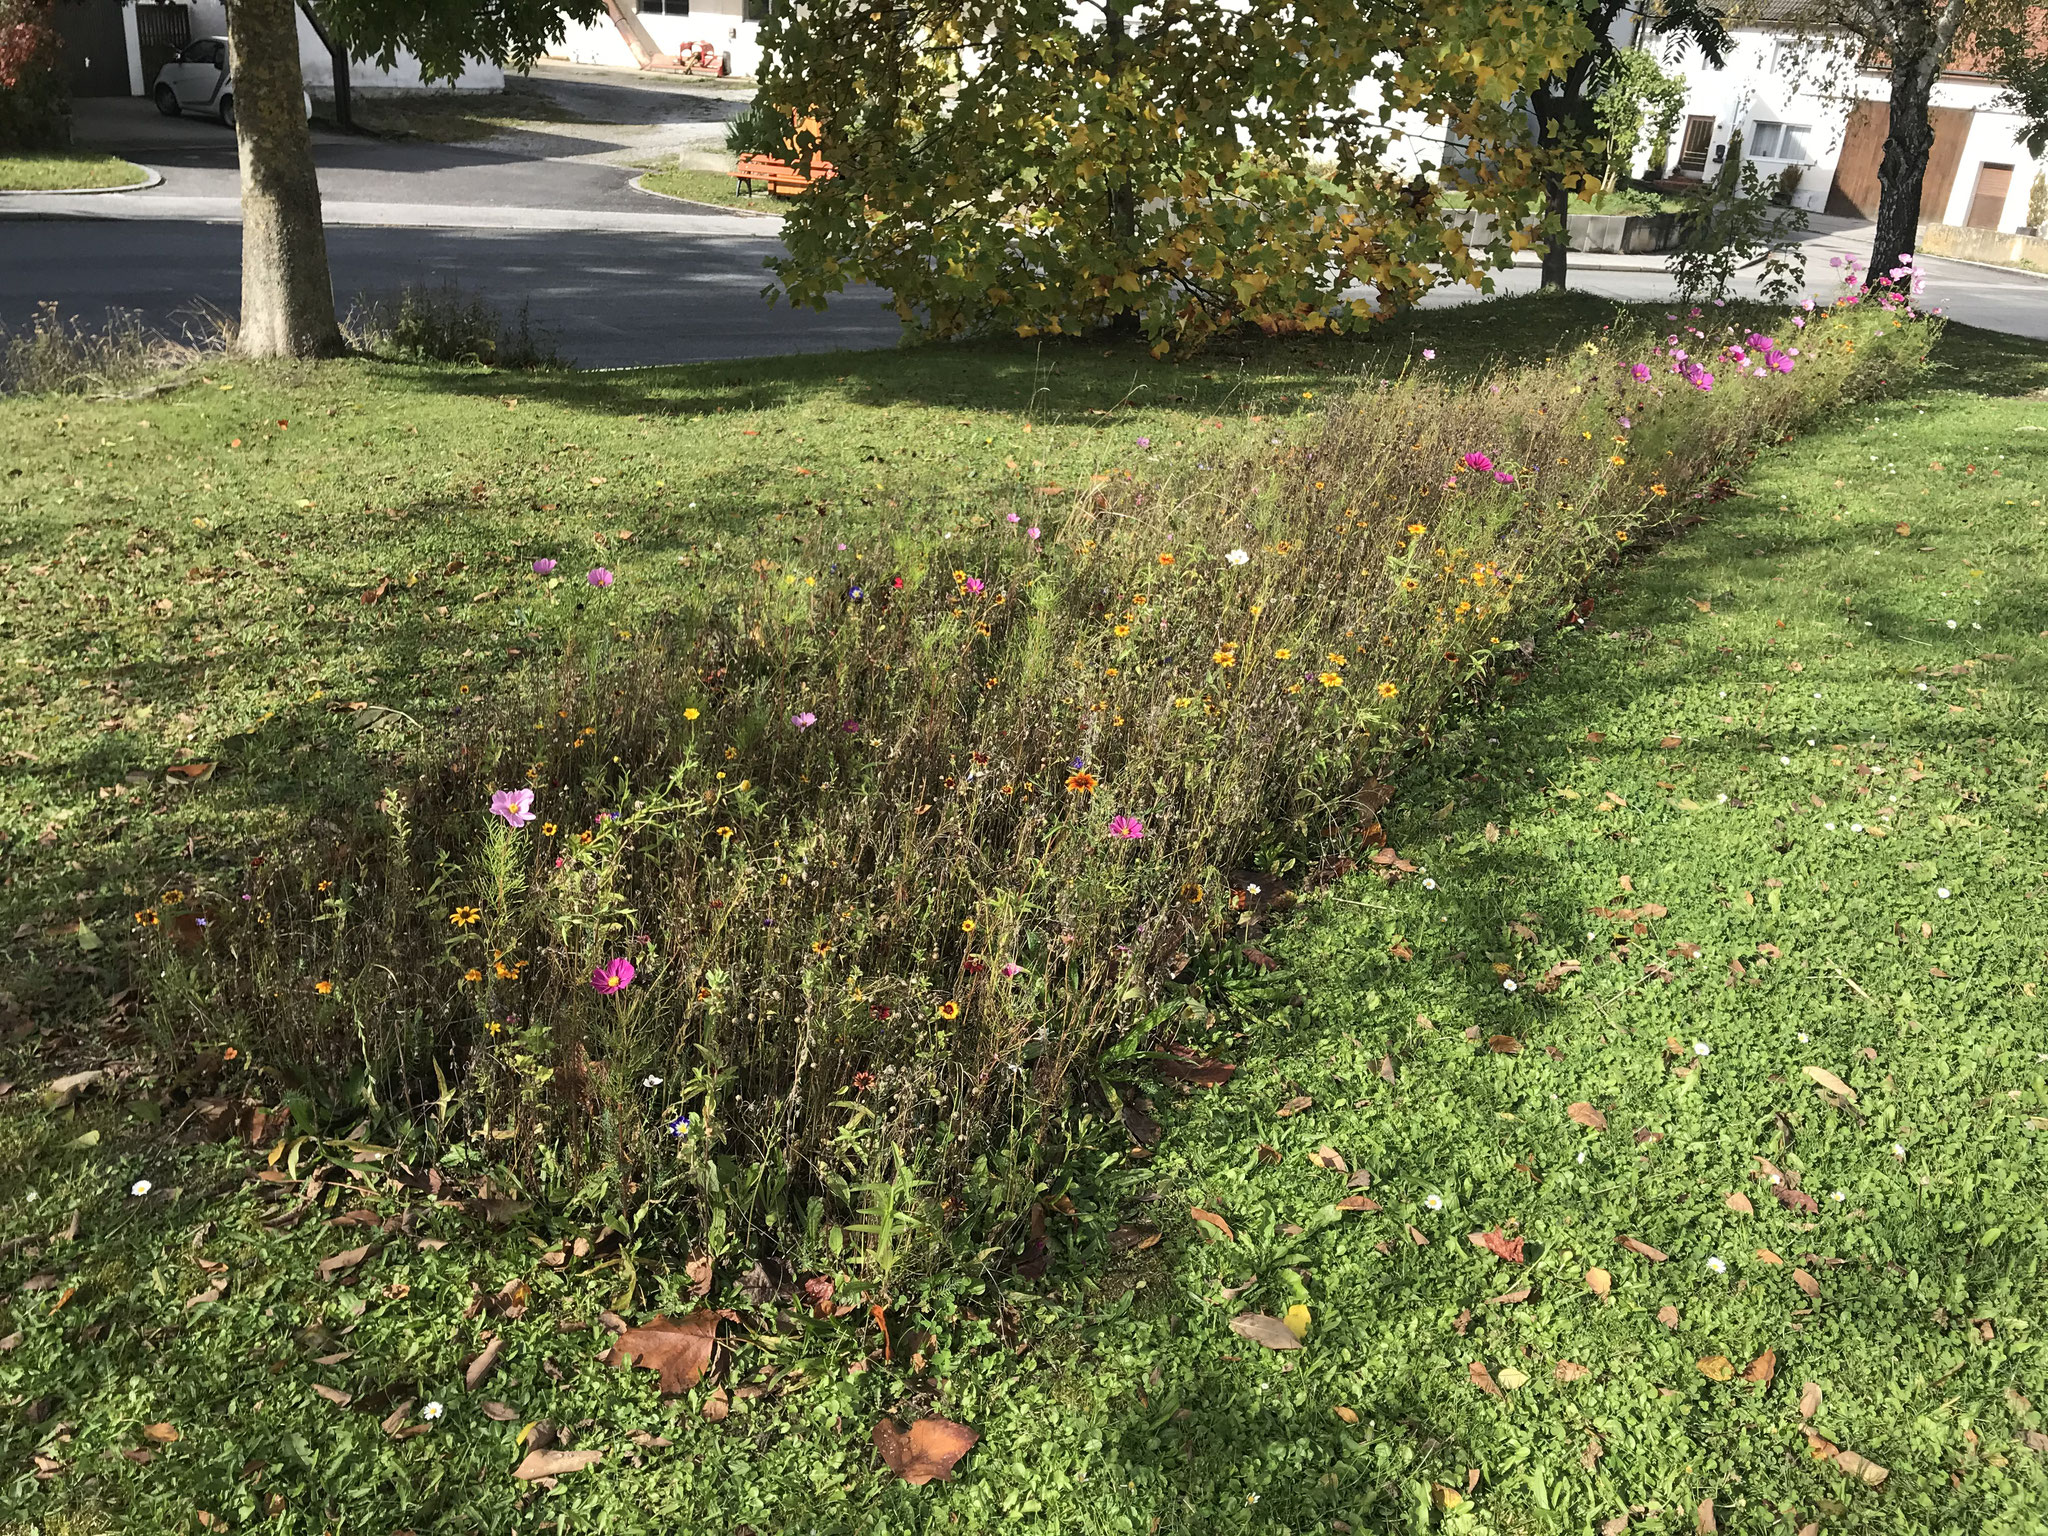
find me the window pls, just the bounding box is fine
[743,0,770,19]
[638,0,689,13]
[1749,121,1810,160]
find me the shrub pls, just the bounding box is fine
[0,0,68,150]
[345,283,563,369]
[143,294,1929,1282]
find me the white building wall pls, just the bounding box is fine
[549,6,765,77]
[149,0,502,94]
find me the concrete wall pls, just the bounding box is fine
[550,5,765,79]
[1917,221,2048,267]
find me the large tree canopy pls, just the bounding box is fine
[313,0,604,80]
[759,0,1595,349]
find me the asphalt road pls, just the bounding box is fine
[5,87,2046,367]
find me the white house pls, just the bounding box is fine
[1641,17,2043,232]
[549,0,769,81]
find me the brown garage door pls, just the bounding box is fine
[1966,163,2013,229]
[1826,101,1974,221]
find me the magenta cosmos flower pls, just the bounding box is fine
[587,567,614,588]
[791,711,817,730]
[490,787,536,828]
[532,558,557,575]
[964,576,985,594]
[1107,815,1146,841]
[591,957,636,994]
[1461,451,1493,473]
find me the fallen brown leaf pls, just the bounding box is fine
[1555,1361,1589,1382]
[142,1422,180,1444]
[1585,1268,1612,1298]
[1158,1054,1235,1087]
[1485,1287,1533,1306]
[1467,1360,1502,1397]
[613,1312,720,1394]
[464,1335,503,1391]
[1275,1095,1314,1117]
[1801,1065,1857,1102]
[312,1384,352,1407]
[1697,1496,1717,1533]
[1333,1405,1358,1424]
[871,1416,978,1485]
[1405,1224,1429,1247]
[1487,1035,1522,1055]
[1190,1208,1234,1241]
[1741,1349,1776,1387]
[1229,1313,1303,1351]
[1724,1192,1754,1215]
[1308,1146,1348,1172]
[1791,1268,1821,1299]
[1602,1516,1629,1536]
[1755,1247,1783,1265]
[1567,1102,1607,1130]
[685,1253,715,1299]
[1696,1355,1735,1382]
[1657,1305,1681,1329]
[702,1387,730,1422]
[1334,1194,1380,1212]
[1618,1236,1668,1263]
[481,1401,518,1422]
[1468,1230,1525,1263]
[1835,1449,1889,1485]
[1799,1381,1822,1419]
[512,1448,603,1480]
[317,1244,371,1283]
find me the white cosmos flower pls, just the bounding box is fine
[643,1074,663,1088]
[1706,1256,1727,1274]
[130,1179,152,1197]
[1424,1194,1444,1211]
[1226,549,1250,566]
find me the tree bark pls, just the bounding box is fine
[230,0,342,358]
[1870,0,1967,282]
[296,0,350,132]
[1539,170,1571,288]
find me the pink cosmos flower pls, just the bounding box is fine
[791,711,817,729]
[964,576,985,594]
[1028,527,1040,539]
[591,957,636,994]
[532,558,556,575]
[1000,962,1024,977]
[587,567,614,587]
[1462,451,1493,473]
[1493,470,1515,485]
[1007,512,1021,523]
[1421,349,1436,360]
[1108,815,1145,840]
[1630,363,1652,383]
[490,787,536,828]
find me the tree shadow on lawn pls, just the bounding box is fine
[376,290,1674,425]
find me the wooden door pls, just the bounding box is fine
[1826,100,1974,221]
[1675,116,1715,177]
[1964,163,2013,229]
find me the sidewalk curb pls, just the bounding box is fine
[0,164,162,197]
[1913,250,2048,284]
[627,169,778,220]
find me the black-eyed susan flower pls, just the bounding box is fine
[1377,681,1400,698]
[450,906,482,926]
[1319,672,1344,688]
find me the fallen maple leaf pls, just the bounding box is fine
[613,1312,719,1394]
[871,1416,978,1484]
[1230,1313,1304,1351]
[1567,1102,1607,1130]
[1190,1208,1234,1241]
[513,1448,603,1480]
[1468,1230,1526,1263]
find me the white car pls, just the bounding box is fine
[152,36,310,128]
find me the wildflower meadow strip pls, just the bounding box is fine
[141,293,1929,1277]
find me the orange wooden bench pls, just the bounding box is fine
[734,152,837,197]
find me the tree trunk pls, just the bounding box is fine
[230,0,342,358]
[296,0,350,132]
[1870,0,1966,282]
[1540,170,1571,289]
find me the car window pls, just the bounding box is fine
[180,40,214,64]
[212,42,229,68]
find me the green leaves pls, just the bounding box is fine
[760,0,1593,348]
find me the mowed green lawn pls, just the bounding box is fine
[0,153,149,192]
[1,309,2044,1533]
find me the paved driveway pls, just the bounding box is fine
[5,90,2046,365]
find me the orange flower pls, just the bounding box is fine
[465,967,484,983]
[1650,484,1668,497]
[1066,771,1098,793]
[1157,552,1174,565]
[937,1000,960,1020]
[1376,681,1399,698]
[315,980,334,995]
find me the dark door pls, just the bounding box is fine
[1675,116,1714,177]
[136,3,192,94]
[1964,163,2012,230]
[53,0,132,96]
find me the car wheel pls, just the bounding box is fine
[154,84,182,117]
[219,95,235,129]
